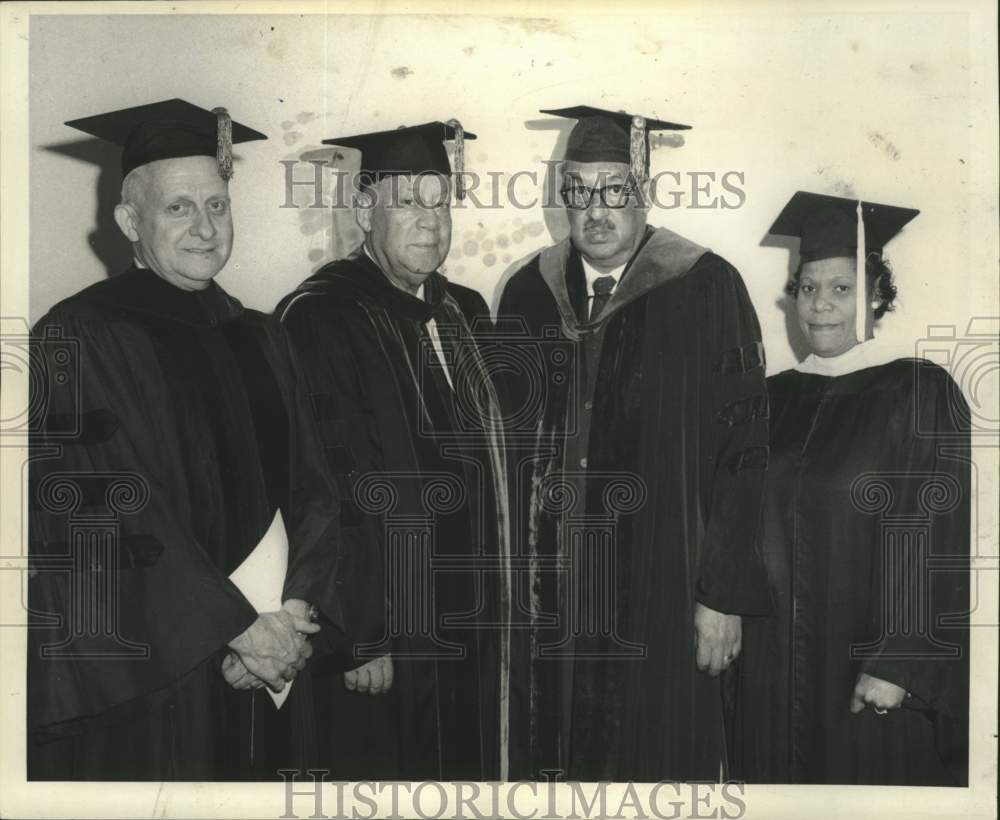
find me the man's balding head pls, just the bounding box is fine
[113,155,234,291]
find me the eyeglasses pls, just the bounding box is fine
[560,182,640,210]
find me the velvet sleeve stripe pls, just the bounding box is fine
[726,445,770,474]
[713,341,765,374]
[309,392,338,421]
[714,394,770,427]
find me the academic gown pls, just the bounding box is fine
[275,253,512,781]
[27,265,343,781]
[732,357,970,785]
[496,226,771,781]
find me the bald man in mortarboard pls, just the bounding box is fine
[496,107,771,781]
[28,99,344,780]
[275,122,512,780]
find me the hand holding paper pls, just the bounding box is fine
[228,610,318,691]
[227,511,320,706]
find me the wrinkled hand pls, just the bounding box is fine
[850,673,907,714]
[282,598,314,624]
[221,652,266,690]
[694,603,741,677]
[228,610,320,691]
[344,654,394,695]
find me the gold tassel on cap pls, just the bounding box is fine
[212,107,234,181]
[629,115,647,183]
[855,200,866,343]
[447,118,465,200]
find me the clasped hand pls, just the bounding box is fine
[344,654,394,696]
[694,602,742,677]
[223,600,319,691]
[850,672,908,714]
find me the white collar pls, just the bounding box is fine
[581,256,625,294]
[795,336,916,377]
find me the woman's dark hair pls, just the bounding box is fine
[784,254,898,320]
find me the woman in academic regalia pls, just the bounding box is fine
[732,192,970,786]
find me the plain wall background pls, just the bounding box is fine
[28,9,995,377]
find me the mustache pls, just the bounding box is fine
[583,219,616,231]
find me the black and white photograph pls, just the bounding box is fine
[0,1,997,818]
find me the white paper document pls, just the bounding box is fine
[228,509,292,708]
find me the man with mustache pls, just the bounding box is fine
[28,99,342,780]
[497,106,770,781]
[276,122,511,780]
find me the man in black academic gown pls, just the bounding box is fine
[28,99,342,780]
[276,122,512,780]
[496,106,771,781]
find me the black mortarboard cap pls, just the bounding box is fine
[322,121,475,197]
[540,105,690,180]
[769,191,919,263]
[65,98,267,179]
[771,190,919,342]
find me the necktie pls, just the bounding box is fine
[422,317,454,389]
[589,275,616,321]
